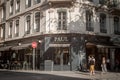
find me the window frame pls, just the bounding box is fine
[15,19,19,37]
[34,12,40,32]
[15,0,20,13]
[25,0,31,8]
[57,10,67,30]
[86,10,94,31]
[25,15,31,35]
[114,16,120,34]
[100,13,107,33]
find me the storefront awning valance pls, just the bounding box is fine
[0,46,12,51]
[49,44,70,47]
[12,44,31,50]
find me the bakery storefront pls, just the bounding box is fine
[43,34,87,71]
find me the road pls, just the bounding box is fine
[0,70,88,80]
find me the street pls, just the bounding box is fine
[0,70,88,80]
[0,70,120,80]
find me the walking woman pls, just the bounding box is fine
[101,56,107,73]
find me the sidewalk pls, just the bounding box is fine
[7,70,120,80]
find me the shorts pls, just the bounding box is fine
[90,65,95,71]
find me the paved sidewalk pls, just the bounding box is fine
[1,69,120,80]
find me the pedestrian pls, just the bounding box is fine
[101,56,107,73]
[89,56,95,75]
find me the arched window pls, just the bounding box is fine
[100,13,107,33]
[86,10,93,31]
[25,15,31,34]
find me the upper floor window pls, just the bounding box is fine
[86,10,93,31]
[25,15,31,34]
[1,7,5,22]
[99,0,107,5]
[111,0,118,7]
[26,0,31,8]
[8,22,13,38]
[0,25,5,40]
[34,0,41,4]
[34,12,40,32]
[88,0,93,2]
[58,10,67,30]
[15,0,20,13]
[114,17,120,35]
[15,20,19,37]
[10,0,14,15]
[100,13,107,33]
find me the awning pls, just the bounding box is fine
[96,44,117,48]
[0,46,12,51]
[49,44,70,47]
[12,44,31,50]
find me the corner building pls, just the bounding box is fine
[0,0,120,71]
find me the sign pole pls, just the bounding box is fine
[32,41,37,70]
[33,48,35,70]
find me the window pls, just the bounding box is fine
[16,0,20,13]
[111,0,118,7]
[1,7,5,22]
[26,0,31,8]
[0,25,5,40]
[34,12,40,32]
[86,10,93,31]
[25,15,31,34]
[34,0,41,4]
[58,10,67,30]
[100,13,107,33]
[114,17,120,34]
[10,0,14,15]
[8,22,13,38]
[88,0,93,2]
[15,20,19,37]
[99,0,106,5]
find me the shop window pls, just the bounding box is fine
[10,0,14,15]
[15,0,20,13]
[54,49,69,65]
[34,12,40,32]
[25,0,31,8]
[25,15,31,35]
[86,10,93,31]
[58,10,67,30]
[15,20,19,37]
[114,16,120,35]
[8,22,13,38]
[100,13,107,33]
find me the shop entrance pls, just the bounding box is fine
[53,47,70,70]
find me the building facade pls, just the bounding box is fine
[0,0,120,71]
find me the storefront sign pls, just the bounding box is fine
[54,37,69,42]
